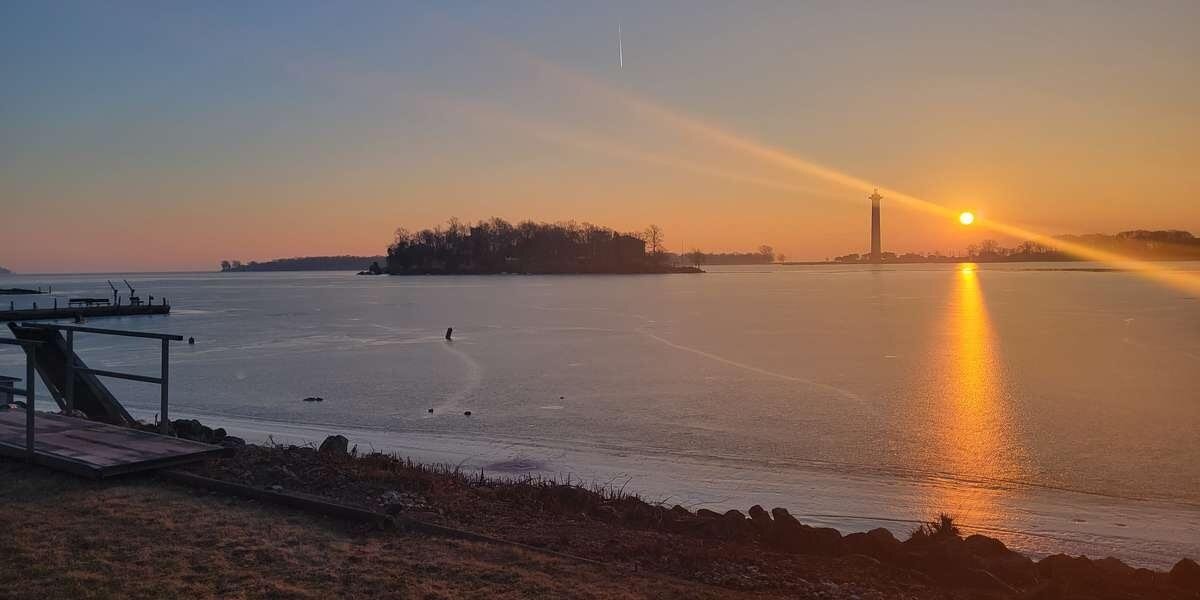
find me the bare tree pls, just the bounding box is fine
[643,225,666,262]
[1015,240,1049,256]
[392,227,413,249]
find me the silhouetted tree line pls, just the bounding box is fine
[220,256,386,272]
[1054,230,1200,260]
[832,230,1200,263]
[386,218,694,274]
[683,245,780,266]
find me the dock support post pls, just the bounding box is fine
[65,330,74,412]
[25,349,35,458]
[160,338,169,433]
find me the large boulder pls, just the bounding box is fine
[963,534,1037,587]
[687,508,750,539]
[767,507,843,555]
[1094,556,1135,579]
[719,509,752,539]
[318,434,349,455]
[963,534,1008,557]
[172,418,205,438]
[747,505,772,534]
[843,528,903,562]
[1037,553,1097,582]
[168,418,227,443]
[219,436,246,448]
[1170,558,1200,591]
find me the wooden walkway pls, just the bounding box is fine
[0,409,223,478]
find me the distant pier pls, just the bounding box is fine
[2,280,170,322]
[0,301,170,322]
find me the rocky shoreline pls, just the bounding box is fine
[159,423,1200,600]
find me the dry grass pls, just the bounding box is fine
[0,460,768,600]
[178,443,950,599]
[909,513,961,542]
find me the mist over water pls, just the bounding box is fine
[3,265,1198,565]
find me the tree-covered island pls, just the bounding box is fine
[386,218,700,275]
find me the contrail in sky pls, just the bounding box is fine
[618,24,623,68]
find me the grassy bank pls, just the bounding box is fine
[0,460,757,599]
[3,435,1199,599]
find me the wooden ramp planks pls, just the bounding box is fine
[0,409,223,478]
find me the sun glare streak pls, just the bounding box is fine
[511,50,1200,295]
[436,94,844,200]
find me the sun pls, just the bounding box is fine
[959,211,976,225]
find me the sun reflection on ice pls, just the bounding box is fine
[921,265,1026,527]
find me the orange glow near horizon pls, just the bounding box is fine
[514,52,1200,295]
[6,7,1200,274]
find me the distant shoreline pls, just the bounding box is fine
[221,255,386,273]
[781,256,1200,266]
[381,265,704,276]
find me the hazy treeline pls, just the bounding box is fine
[682,246,780,266]
[386,217,686,274]
[1054,230,1200,260]
[965,230,1200,261]
[833,230,1200,263]
[220,256,386,272]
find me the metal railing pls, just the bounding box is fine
[0,337,42,457]
[20,323,183,433]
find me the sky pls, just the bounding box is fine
[2,1,1198,273]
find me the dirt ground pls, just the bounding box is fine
[6,445,1193,600]
[0,460,771,600]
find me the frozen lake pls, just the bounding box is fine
[3,264,1198,566]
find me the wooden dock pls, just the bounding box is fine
[0,303,170,322]
[0,410,223,478]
